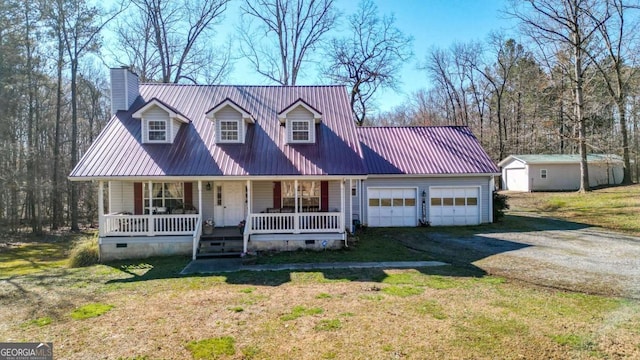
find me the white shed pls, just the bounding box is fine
[499,154,624,191]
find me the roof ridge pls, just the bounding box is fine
[140,83,346,88]
[357,125,468,129]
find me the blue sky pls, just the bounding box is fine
[221,0,515,113]
[104,0,515,113]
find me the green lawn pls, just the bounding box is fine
[1,186,639,358]
[506,184,640,236]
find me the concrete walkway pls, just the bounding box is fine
[180,258,448,275]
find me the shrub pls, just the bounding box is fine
[69,235,99,268]
[493,191,510,222]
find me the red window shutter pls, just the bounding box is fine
[320,181,329,212]
[134,182,143,215]
[184,182,193,205]
[273,181,281,208]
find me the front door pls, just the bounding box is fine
[222,182,245,226]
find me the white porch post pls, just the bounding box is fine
[198,180,203,221]
[147,180,154,236]
[294,179,299,233]
[349,179,353,233]
[340,179,345,233]
[358,180,363,226]
[98,181,104,237]
[244,180,251,253]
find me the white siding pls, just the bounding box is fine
[171,118,182,142]
[126,70,139,109]
[529,163,579,191]
[214,106,245,143]
[251,181,273,212]
[195,183,216,222]
[142,107,170,143]
[362,177,492,225]
[589,163,624,186]
[110,68,139,115]
[108,181,134,213]
[286,107,315,143]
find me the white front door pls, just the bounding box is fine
[222,182,245,226]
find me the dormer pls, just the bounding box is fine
[278,98,322,144]
[132,98,190,144]
[205,98,254,144]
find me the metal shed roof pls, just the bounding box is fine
[499,154,624,167]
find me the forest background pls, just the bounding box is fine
[0,0,637,234]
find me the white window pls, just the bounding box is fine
[540,169,547,179]
[148,120,167,141]
[143,182,184,213]
[219,120,239,142]
[282,181,320,209]
[351,182,357,197]
[291,120,310,142]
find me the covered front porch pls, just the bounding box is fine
[97,177,361,260]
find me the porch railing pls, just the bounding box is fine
[102,214,199,236]
[248,212,342,234]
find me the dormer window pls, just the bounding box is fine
[220,120,240,142]
[148,120,167,141]
[291,120,311,142]
[132,97,190,144]
[278,98,322,144]
[205,98,254,144]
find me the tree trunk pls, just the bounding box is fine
[574,26,589,193]
[617,98,632,184]
[70,58,79,231]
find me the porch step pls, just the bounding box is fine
[197,238,243,258]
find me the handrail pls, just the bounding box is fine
[103,214,199,236]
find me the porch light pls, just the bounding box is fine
[206,182,212,191]
[421,190,426,199]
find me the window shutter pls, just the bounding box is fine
[273,181,281,208]
[320,181,329,211]
[184,182,193,205]
[134,182,143,214]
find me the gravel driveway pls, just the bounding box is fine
[401,213,640,299]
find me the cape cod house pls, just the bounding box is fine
[69,68,499,261]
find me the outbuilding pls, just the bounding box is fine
[499,154,624,191]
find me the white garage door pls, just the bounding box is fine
[505,168,527,191]
[429,187,480,226]
[368,188,417,227]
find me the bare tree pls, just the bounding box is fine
[240,0,337,85]
[509,0,610,192]
[587,0,640,184]
[57,0,120,230]
[471,35,525,160]
[114,0,231,83]
[322,0,412,125]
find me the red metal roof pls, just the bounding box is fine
[357,126,499,175]
[70,85,366,178]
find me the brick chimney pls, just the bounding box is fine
[110,66,139,115]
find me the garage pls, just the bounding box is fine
[429,187,480,226]
[367,188,417,227]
